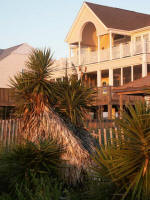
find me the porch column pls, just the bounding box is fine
[109,68,113,86]
[131,65,134,82]
[121,67,123,86]
[109,31,113,60]
[97,69,102,87]
[108,87,112,119]
[78,42,81,66]
[98,35,101,62]
[142,38,147,77]
[108,104,112,119]
[119,94,123,119]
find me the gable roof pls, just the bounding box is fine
[0,43,32,61]
[0,44,22,61]
[86,2,150,31]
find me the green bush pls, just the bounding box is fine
[0,138,65,195]
[91,103,150,200]
[0,176,64,200]
[15,175,63,200]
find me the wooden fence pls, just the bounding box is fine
[91,128,122,146]
[0,119,120,146]
[0,119,21,146]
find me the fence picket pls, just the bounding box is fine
[110,128,113,144]
[8,119,11,146]
[115,127,118,140]
[98,129,102,145]
[104,129,107,146]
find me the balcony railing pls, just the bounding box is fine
[94,86,143,105]
[71,41,150,66]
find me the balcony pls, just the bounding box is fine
[93,86,142,106]
[71,41,150,66]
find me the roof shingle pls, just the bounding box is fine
[86,2,150,31]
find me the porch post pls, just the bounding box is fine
[108,87,112,119]
[131,65,134,82]
[97,69,102,87]
[121,67,123,86]
[109,68,113,86]
[109,31,113,60]
[98,35,101,62]
[119,94,123,119]
[142,38,147,77]
[108,104,112,119]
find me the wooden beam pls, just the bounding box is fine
[120,94,123,119]
[108,87,112,119]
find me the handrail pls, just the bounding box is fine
[70,41,149,66]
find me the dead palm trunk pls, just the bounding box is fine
[19,104,94,184]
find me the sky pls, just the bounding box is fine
[1,0,150,59]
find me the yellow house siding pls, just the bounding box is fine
[65,4,108,44]
[100,34,110,49]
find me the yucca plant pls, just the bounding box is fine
[54,76,96,127]
[91,102,150,200]
[0,139,65,193]
[15,175,64,200]
[0,176,64,200]
[10,48,56,129]
[9,49,94,185]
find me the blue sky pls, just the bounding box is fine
[1,0,150,59]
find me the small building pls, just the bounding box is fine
[0,43,33,119]
[0,43,33,88]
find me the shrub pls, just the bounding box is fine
[91,102,150,200]
[0,138,65,194]
[0,176,64,200]
[15,175,63,200]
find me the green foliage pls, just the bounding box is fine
[15,176,63,200]
[0,176,64,200]
[84,180,116,200]
[0,194,12,200]
[91,102,150,200]
[54,77,96,127]
[0,139,65,194]
[9,48,56,117]
[63,178,116,200]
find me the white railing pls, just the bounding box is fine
[112,45,120,59]
[71,56,78,66]
[100,48,110,61]
[81,51,97,64]
[70,41,147,66]
[135,41,143,54]
[146,41,150,53]
[122,43,131,57]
